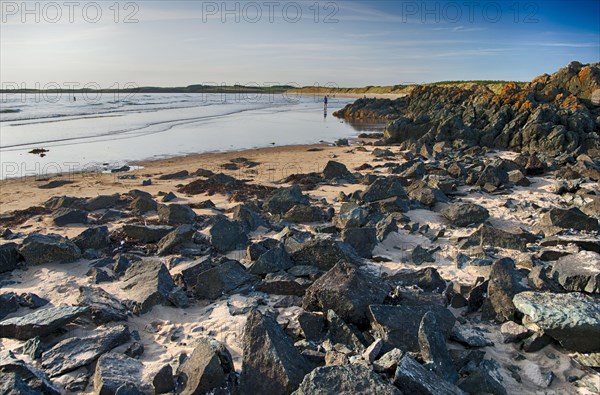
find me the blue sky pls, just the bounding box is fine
[1,0,599,87]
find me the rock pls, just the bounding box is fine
[124,342,144,358]
[120,258,176,314]
[265,185,309,215]
[0,305,88,340]
[0,350,60,395]
[20,233,81,265]
[232,204,262,231]
[85,194,120,211]
[18,294,48,311]
[209,217,248,253]
[240,310,311,395]
[457,359,507,395]
[248,246,294,275]
[290,237,353,271]
[459,224,534,252]
[441,203,489,227]
[302,261,390,325]
[550,251,600,293]
[419,312,458,383]
[297,311,325,342]
[500,321,533,343]
[194,260,258,300]
[450,325,494,348]
[158,204,196,225]
[284,205,324,223]
[412,245,435,265]
[522,332,553,352]
[476,164,509,188]
[481,258,526,323]
[177,337,236,395]
[161,191,177,202]
[372,148,394,158]
[535,207,598,236]
[361,177,408,203]
[508,170,531,186]
[122,224,173,243]
[387,267,446,293]
[333,203,368,229]
[129,196,157,214]
[322,160,354,181]
[514,291,600,352]
[341,227,377,258]
[52,208,88,226]
[172,258,213,290]
[375,215,399,241]
[293,364,401,395]
[326,309,365,352]
[0,292,19,320]
[153,364,175,394]
[158,170,189,180]
[0,243,19,273]
[368,304,455,353]
[73,226,110,251]
[256,272,306,296]
[157,224,195,256]
[23,336,44,360]
[363,338,383,363]
[93,352,146,394]
[373,348,404,373]
[394,355,465,395]
[42,325,130,377]
[77,286,128,324]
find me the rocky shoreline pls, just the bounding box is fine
[1,94,600,393]
[334,61,600,156]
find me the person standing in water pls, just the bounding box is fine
[323,95,328,110]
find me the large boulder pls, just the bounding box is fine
[0,305,89,340]
[194,260,258,300]
[156,224,195,256]
[551,251,600,293]
[290,237,354,271]
[177,338,236,395]
[459,224,535,252]
[41,324,131,377]
[418,312,458,383]
[481,258,526,323]
[361,177,408,203]
[441,203,489,227]
[368,303,455,353]
[20,234,81,265]
[84,194,120,211]
[240,310,312,395]
[73,226,110,251]
[209,217,249,253]
[302,261,390,325]
[248,247,293,275]
[158,204,196,225]
[52,208,88,226]
[341,227,377,258]
[0,350,60,395]
[265,185,309,215]
[535,207,598,236]
[0,243,19,273]
[93,352,147,395]
[122,224,173,243]
[293,364,401,395]
[77,286,128,324]
[513,291,600,352]
[322,160,355,181]
[120,258,176,314]
[394,355,465,395]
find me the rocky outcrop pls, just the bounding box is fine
[0,305,89,340]
[335,62,600,155]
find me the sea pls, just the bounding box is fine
[0,92,383,179]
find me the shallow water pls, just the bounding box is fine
[0,93,381,179]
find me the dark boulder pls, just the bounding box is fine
[303,261,390,325]
[93,352,147,394]
[0,243,19,274]
[0,305,89,340]
[240,310,311,395]
[535,207,598,236]
[52,208,88,226]
[290,237,354,271]
[361,177,408,203]
[177,338,236,395]
[158,204,196,225]
[73,226,110,251]
[441,203,489,227]
[481,258,526,323]
[157,225,195,256]
[0,350,60,395]
[194,260,258,300]
[41,324,131,377]
[394,355,465,395]
[265,185,309,215]
[209,217,248,253]
[341,227,377,258]
[550,251,600,293]
[120,258,176,314]
[322,160,355,181]
[20,233,81,265]
[248,247,293,275]
[122,224,173,243]
[77,286,128,324]
[293,364,401,395]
